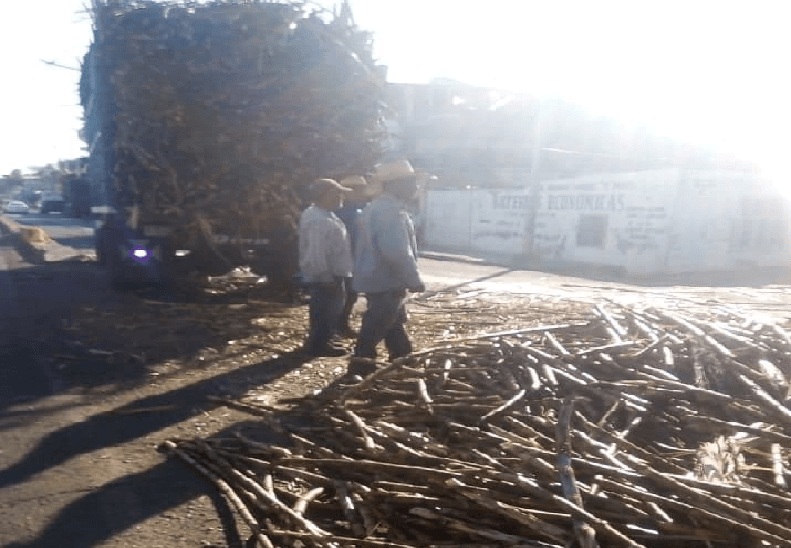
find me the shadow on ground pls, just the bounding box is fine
[0,254,303,413]
[3,451,248,548]
[0,350,308,490]
[2,366,361,548]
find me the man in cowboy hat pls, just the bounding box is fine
[349,159,426,374]
[334,176,370,337]
[298,178,354,357]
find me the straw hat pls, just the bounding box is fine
[312,178,351,194]
[367,159,421,195]
[340,176,367,188]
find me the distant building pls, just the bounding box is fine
[422,169,791,276]
[385,80,759,189]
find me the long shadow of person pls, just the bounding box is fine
[4,366,367,548]
[0,352,308,491]
[3,415,296,548]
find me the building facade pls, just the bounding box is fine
[423,169,791,276]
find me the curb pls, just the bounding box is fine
[419,250,495,266]
[0,215,94,264]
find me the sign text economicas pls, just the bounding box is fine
[548,194,625,211]
[492,195,532,209]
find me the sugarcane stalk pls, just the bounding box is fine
[292,487,324,516]
[342,408,379,452]
[544,331,570,355]
[772,443,787,488]
[738,374,791,424]
[266,529,414,548]
[555,398,598,548]
[595,304,628,341]
[160,441,275,548]
[620,452,791,543]
[594,476,787,546]
[198,443,331,537]
[480,389,526,423]
[444,477,571,544]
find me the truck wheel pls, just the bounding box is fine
[103,233,139,291]
[107,246,132,290]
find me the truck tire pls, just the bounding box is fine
[101,227,138,291]
[106,244,133,291]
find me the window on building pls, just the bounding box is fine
[577,214,608,248]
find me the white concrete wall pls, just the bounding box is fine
[533,170,678,273]
[423,169,791,274]
[665,171,791,272]
[424,190,473,252]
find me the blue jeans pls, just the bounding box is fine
[354,290,412,360]
[306,279,345,351]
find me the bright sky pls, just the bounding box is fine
[1,0,789,182]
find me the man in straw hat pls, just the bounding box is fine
[334,175,370,338]
[349,159,426,375]
[298,178,354,357]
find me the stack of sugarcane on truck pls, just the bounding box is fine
[81,0,390,290]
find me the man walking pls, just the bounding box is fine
[334,176,369,337]
[350,160,425,375]
[298,178,353,357]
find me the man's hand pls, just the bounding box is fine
[408,283,426,293]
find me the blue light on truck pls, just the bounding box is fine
[129,246,151,262]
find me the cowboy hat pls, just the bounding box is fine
[312,178,352,194]
[366,159,422,195]
[340,175,367,188]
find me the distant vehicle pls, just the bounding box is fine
[40,196,66,214]
[63,176,92,218]
[4,200,30,214]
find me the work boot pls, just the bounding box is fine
[348,356,377,377]
[336,325,357,339]
[300,343,348,358]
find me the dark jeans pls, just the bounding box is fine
[338,276,358,332]
[354,290,412,360]
[306,279,345,351]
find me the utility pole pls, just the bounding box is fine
[522,97,543,263]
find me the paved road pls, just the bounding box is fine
[0,245,57,405]
[0,210,109,406]
[7,211,96,251]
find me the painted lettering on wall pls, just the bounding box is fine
[492,195,532,210]
[548,194,625,211]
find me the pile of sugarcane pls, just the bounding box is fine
[82,0,386,246]
[165,302,791,547]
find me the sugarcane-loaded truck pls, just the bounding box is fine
[81,0,387,289]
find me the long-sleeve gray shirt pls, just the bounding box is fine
[352,193,422,293]
[298,205,353,283]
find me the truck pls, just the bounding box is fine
[81,0,387,290]
[62,176,92,218]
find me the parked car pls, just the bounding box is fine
[4,200,30,214]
